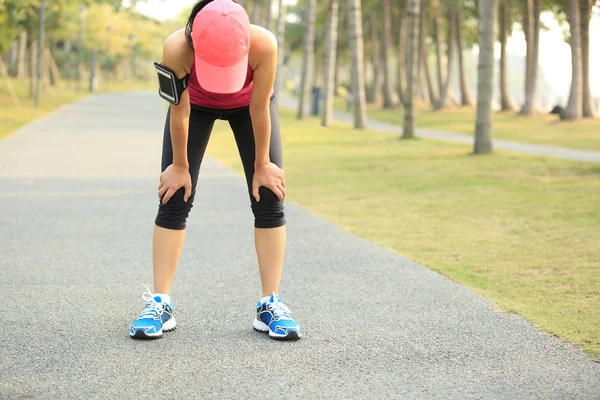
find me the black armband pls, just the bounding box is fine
[154,62,189,105]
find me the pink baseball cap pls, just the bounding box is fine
[191,0,250,94]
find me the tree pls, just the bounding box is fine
[322,0,339,127]
[455,2,473,106]
[520,0,540,115]
[348,0,368,128]
[474,0,498,154]
[421,0,437,105]
[433,0,455,110]
[580,0,596,118]
[381,0,397,108]
[499,0,516,111]
[274,0,287,103]
[296,0,316,120]
[402,0,420,139]
[366,14,383,104]
[397,3,408,104]
[562,0,583,120]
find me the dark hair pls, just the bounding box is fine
[185,0,240,50]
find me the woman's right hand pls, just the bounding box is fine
[158,164,192,205]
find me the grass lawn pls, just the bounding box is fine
[0,78,154,140]
[207,109,600,359]
[333,98,600,152]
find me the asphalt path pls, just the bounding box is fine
[1,92,598,399]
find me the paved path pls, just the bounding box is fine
[279,95,600,164]
[1,92,599,399]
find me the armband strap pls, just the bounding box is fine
[154,62,189,105]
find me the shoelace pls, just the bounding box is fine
[137,284,163,320]
[267,300,292,320]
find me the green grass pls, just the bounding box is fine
[207,109,600,359]
[0,78,154,140]
[334,98,600,152]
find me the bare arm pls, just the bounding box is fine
[249,31,278,168]
[157,33,194,204]
[249,31,286,202]
[161,39,191,169]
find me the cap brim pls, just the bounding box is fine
[194,55,248,94]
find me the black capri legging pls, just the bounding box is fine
[155,96,285,230]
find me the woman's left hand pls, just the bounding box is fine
[252,162,286,202]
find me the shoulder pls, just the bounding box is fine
[162,29,194,76]
[249,25,277,60]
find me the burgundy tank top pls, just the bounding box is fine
[188,62,254,109]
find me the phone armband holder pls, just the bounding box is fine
[154,62,189,105]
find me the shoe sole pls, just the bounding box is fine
[130,317,177,340]
[253,319,301,341]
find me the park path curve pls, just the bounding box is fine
[1,92,599,399]
[278,95,600,164]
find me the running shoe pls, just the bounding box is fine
[253,294,302,340]
[130,286,176,339]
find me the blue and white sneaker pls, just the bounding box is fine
[129,286,176,339]
[253,294,302,340]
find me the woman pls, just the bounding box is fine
[129,0,301,341]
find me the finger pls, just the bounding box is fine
[158,181,164,191]
[184,183,192,202]
[252,183,260,202]
[162,188,175,205]
[278,185,286,199]
[271,186,284,201]
[158,185,168,199]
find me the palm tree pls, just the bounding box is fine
[274,0,286,104]
[562,0,583,120]
[367,14,383,104]
[402,0,420,139]
[520,0,540,115]
[474,0,498,154]
[381,0,397,108]
[397,3,408,104]
[580,0,596,118]
[499,0,516,111]
[348,0,368,128]
[433,1,455,110]
[322,0,339,127]
[455,2,473,106]
[296,0,316,120]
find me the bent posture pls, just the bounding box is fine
[129,0,301,341]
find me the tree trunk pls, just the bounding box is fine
[420,0,437,105]
[397,4,408,103]
[263,0,272,30]
[580,0,596,118]
[17,31,27,78]
[499,0,516,111]
[521,0,532,108]
[474,0,498,154]
[250,0,259,24]
[274,0,287,103]
[562,0,583,120]
[432,0,444,95]
[367,14,383,104]
[30,37,37,99]
[8,41,18,76]
[455,3,473,106]
[296,0,316,120]
[381,0,397,107]
[434,3,455,110]
[403,0,420,139]
[322,0,339,127]
[348,0,368,128]
[520,0,540,115]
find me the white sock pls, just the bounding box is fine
[154,293,171,304]
[260,293,279,305]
